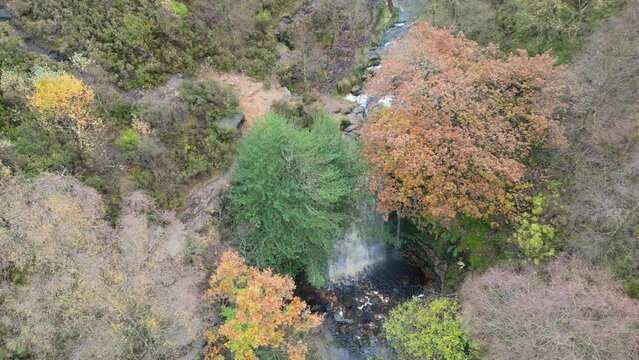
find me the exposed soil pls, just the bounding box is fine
[126,67,292,129]
[198,68,292,127]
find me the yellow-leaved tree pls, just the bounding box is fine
[28,67,100,149]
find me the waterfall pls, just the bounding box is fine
[328,206,387,283]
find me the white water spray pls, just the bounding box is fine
[328,206,387,283]
[328,227,386,282]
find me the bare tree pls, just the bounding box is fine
[460,257,639,359]
[1,174,212,359]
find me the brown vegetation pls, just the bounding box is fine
[0,174,212,359]
[460,257,639,359]
[553,1,639,296]
[362,22,563,226]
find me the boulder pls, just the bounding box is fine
[350,83,363,96]
[339,102,356,115]
[366,50,381,67]
[280,15,293,25]
[0,9,11,21]
[344,124,357,133]
[216,112,245,130]
[347,113,363,125]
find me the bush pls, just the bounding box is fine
[384,297,477,360]
[227,112,367,286]
[0,123,83,177]
[460,257,639,359]
[552,2,639,297]
[129,98,238,208]
[9,0,300,88]
[179,79,238,125]
[115,129,141,152]
[425,0,626,63]
[510,195,556,264]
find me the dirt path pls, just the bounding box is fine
[198,68,291,127]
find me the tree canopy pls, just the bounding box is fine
[205,251,321,360]
[460,257,639,359]
[362,22,564,226]
[384,297,477,360]
[227,112,367,287]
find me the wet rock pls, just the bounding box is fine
[0,9,11,21]
[339,102,356,115]
[344,124,357,133]
[347,113,363,126]
[216,112,245,130]
[350,84,363,96]
[366,50,381,67]
[397,11,409,23]
[334,312,354,324]
[361,311,374,324]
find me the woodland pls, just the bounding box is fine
[0,0,638,359]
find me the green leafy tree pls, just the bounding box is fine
[227,113,366,287]
[384,297,477,360]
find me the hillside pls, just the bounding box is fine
[1,1,638,359]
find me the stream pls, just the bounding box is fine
[301,1,431,359]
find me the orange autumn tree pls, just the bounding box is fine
[362,22,564,226]
[205,251,321,360]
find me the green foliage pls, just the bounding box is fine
[179,79,238,125]
[115,129,141,152]
[511,195,556,264]
[254,10,273,32]
[130,95,239,208]
[426,0,626,63]
[227,113,367,287]
[9,0,301,89]
[270,99,314,128]
[0,24,31,70]
[384,297,478,360]
[166,0,188,17]
[0,123,83,177]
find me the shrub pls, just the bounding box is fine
[227,113,367,286]
[28,67,100,149]
[460,257,639,359]
[115,129,141,152]
[510,195,556,264]
[162,0,188,17]
[553,1,639,297]
[384,297,477,360]
[9,0,297,88]
[0,124,83,177]
[425,0,626,63]
[179,80,239,125]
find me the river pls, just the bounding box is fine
[301,1,431,358]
